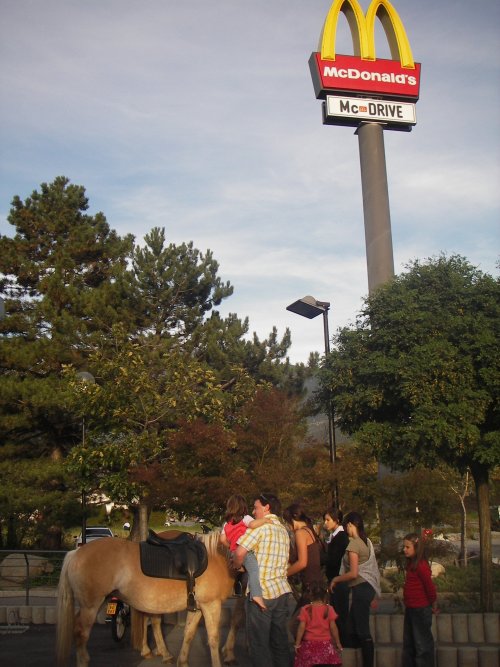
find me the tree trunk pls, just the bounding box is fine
[471,463,492,611]
[458,495,467,567]
[138,502,149,541]
[129,502,150,542]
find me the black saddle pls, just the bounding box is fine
[139,530,208,612]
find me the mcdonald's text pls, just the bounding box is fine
[310,53,421,101]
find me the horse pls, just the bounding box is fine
[56,530,238,667]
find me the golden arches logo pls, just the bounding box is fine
[320,0,415,69]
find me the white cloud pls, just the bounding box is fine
[1,0,498,363]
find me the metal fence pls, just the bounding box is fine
[0,549,66,604]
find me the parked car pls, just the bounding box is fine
[74,526,114,548]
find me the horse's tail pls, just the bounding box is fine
[55,551,76,667]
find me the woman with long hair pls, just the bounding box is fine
[284,503,324,607]
[323,506,349,644]
[329,511,380,667]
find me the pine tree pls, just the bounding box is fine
[0,176,134,460]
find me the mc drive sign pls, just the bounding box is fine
[324,95,416,129]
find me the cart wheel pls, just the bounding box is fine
[111,601,129,642]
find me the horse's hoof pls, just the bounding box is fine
[222,651,237,665]
[141,651,154,660]
[161,657,174,664]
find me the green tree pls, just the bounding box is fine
[64,325,257,538]
[130,226,233,340]
[0,459,80,548]
[0,176,133,460]
[0,178,299,542]
[127,227,298,390]
[319,255,499,610]
[0,177,134,544]
[377,467,458,530]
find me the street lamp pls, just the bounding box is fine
[76,371,95,545]
[286,295,338,503]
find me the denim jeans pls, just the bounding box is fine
[244,551,263,598]
[245,592,293,667]
[330,581,349,645]
[345,581,375,646]
[402,606,435,667]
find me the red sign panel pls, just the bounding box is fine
[310,53,421,102]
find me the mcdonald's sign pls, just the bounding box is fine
[309,0,421,102]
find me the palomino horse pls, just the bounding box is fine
[56,530,236,667]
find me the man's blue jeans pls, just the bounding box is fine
[402,605,435,667]
[245,592,293,667]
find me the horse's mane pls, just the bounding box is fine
[196,530,230,562]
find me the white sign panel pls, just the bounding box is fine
[325,95,416,125]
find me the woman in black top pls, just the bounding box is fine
[323,507,349,644]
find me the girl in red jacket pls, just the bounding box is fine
[402,532,439,667]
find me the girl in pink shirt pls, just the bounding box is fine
[294,582,343,666]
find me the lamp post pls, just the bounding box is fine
[0,296,5,321]
[286,295,338,504]
[76,371,95,545]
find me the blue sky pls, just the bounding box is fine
[1,0,498,363]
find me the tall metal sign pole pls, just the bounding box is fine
[357,122,394,291]
[308,0,421,519]
[309,0,421,293]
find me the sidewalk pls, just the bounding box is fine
[1,595,498,667]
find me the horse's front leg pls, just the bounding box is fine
[150,614,174,663]
[199,600,223,667]
[176,609,203,667]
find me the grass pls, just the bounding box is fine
[382,561,500,612]
[434,561,500,593]
[384,561,500,593]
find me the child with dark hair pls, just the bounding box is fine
[219,494,270,611]
[402,531,438,667]
[294,581,343,666]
